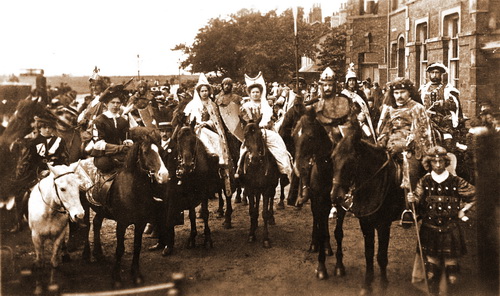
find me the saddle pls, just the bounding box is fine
[89,171,117,207]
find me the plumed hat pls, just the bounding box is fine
[345,63,357,83]
[99,84,129,104]
[194,73,213,94]
[319,67,335,83]
[426,62,448,74]
[89,66,102,82]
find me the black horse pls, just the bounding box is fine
[159,121,218,256]
[330,120,404,295]
[293,111,346,280]
[240,123,280,247]
[81,127,169,287]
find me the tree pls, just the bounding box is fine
[174,8,330,83]
[317,25,347,81]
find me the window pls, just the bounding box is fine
[444,13,459,87]
[390,43,397,68]
[398,36,405,77]
[416,22,428,86]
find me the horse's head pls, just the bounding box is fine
[293,109,332,178]
[175,123,198,177]
[244,122,265,158]
[47,162,85,224]
[330,123,362,200]
[129,127,169,184]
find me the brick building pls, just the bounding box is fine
[345,0,500,116]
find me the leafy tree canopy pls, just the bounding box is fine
[317,25,347,82]
[174,8,331,83]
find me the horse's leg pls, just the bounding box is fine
[323,206,333,256]
[242,188,248,206]
[223,190,233,229]
[162,226,175,256]
[31,233,45,295]
[112,223,127,288]
[247,192,257,243]
[92,212,105,261]
[216,189,225,218]
[131,223,145,285]
[309,210,319,253]
[81,201,91,262]
[359,219,375,296]
[377,221,392,291]
[277,180,285,210]
[268,187,276,226]
[313,198,329,280]
[201,199,213,249]
[186,208,197,249]
[333,206,346,276]
[234,186,242,203]
[262,192,271,248]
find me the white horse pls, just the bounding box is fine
[28,162,85,270]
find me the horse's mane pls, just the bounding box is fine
[123,142,141,172]
[1,99,49,143]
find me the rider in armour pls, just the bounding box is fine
[407,146,475,295]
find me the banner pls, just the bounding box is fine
[292,6,298,36]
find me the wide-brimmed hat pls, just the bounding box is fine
[34,113,57,128]
[426,62,448,74]
[99,84,129,104]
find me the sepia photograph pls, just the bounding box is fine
[1,0,498,295]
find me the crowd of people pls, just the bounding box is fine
[4,62,498,296]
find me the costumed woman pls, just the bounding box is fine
[235,72,293,183]
[183,73,234,196]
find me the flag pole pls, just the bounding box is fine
[293,6,300,93]
[137,54,141,80]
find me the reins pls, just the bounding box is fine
[39,171,75,214]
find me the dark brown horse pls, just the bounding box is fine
[330,120,404,295]
[240,123,280,247]
[159,121,218,256]
[293,110,346,280]
[81,127,169,287]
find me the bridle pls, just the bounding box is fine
[38,171,75,215]
[136,143,160,183]
[175,129,199,178]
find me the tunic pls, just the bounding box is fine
[414,172,475,257]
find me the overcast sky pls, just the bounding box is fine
[1,0,342,77]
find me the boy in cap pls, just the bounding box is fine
[407,146,475,295]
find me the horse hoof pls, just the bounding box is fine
[223,221,232,229]
[263,240,271,248]
[162,246,173,257]
[33,285,43,295]
[277,201,285,210]
[308,244,318,253]
[380,278,389,290]
[326,248,334,256]
[248,235,256,243]
[315,270,329,280]
[133,275,144,285]
[216,210,224,219]
[359,288,372,296]
[334,266,346,277]
[113,281,123,289]
[269,217,276,226]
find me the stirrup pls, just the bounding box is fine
[400,209,415,229]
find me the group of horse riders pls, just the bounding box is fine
[10,62,476,294]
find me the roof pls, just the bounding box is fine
[299,63,321,73]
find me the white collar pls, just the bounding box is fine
[431,170,449,183]
[103,111,121,119]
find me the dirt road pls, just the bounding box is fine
[1,192,481,296]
